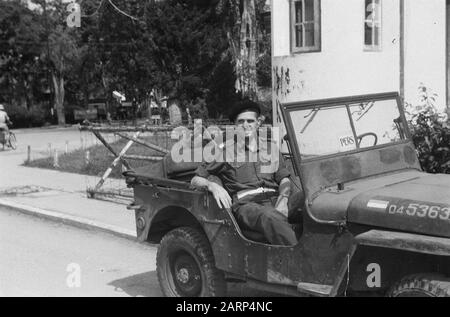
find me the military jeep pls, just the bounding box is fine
[124,92,450,297]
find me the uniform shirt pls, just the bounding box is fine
[195,139,291,198]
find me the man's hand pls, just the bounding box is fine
[208,182,232,211]
[191,176,232,211]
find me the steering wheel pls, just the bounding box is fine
[357,132,378,147]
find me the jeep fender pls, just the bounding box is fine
[355,230,450,256]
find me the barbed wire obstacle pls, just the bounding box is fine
[80,120,235,203]
[80,123,172,202]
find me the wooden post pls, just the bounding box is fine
[85,150,90,166]
[53,150,59,168]
[26,145,31,163]
[93,131,132,170]
[48,143,52,157]
[115,132,169,155]
[92,131,141,195]
[65,141,69,154]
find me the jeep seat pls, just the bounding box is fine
[241,230,268,244]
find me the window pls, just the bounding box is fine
[291,0,321,53]
[364,0,382,51]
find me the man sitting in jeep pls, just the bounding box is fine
[191,100,298,246]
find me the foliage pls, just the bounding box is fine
[406,85,450,174]
[0,0,273,126]
[5,103,49,128]
[0,0,47,109]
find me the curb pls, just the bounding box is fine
[12,125,79,134]
[0,199,137,240]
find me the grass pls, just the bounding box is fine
[24,134,173,179]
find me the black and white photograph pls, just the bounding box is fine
[0,0,450,300]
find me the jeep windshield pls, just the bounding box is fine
[284,94,408,160]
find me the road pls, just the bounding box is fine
[0,207,279,297]
[0,206,162,297]
[2,126,110,166]
[0,126,119,193]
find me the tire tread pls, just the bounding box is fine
[388,274,450,297]
[157,226,226,297]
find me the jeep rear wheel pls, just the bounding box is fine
[388,274,450,297]
[156,227,226,297]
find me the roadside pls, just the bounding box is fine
[23,132,170,179]
[12,124,80,134]
[0,127,137,239]
[0,206,157,297]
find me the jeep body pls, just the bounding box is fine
[125,92,450,297]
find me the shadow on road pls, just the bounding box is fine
[109,271,284,297]
[109,271,163,297]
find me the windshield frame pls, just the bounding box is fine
[280,92,411,163]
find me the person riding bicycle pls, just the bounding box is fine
[0,104,12,134]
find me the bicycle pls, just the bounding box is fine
[0,129,17,150]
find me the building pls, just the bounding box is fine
[271,0,449,125]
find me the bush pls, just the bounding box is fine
[5,103,49,128]
[406,85,450,174]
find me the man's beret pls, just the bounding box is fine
[229,99,261,122]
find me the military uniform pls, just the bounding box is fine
[195,139,298,246]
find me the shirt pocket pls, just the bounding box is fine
[229,161,257,184]
[229,161,246,170]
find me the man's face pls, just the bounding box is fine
[235,111,260,138]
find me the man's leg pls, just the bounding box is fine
[0,127,5,150]
[234,202,297,246]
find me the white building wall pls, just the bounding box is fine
[272,0,401,111]
[404,0,447,110]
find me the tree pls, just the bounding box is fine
[48,25,85,125]
[88,0,231,118]
[0,0,46,108]
[215,0,269,101]
[28,0,88,125]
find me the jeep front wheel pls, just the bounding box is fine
[156,227,226,297]
[388,274,450,297]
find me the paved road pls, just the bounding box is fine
[0,206,162,297]
[0,207,279,297]
[0,127,119,193]
[3,126,112,165]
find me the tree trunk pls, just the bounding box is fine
[52,72,66,126]
[24,79,35,110]
[102,70,114,119]
[227,0,258,101]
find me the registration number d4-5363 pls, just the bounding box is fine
[388,203,450,221]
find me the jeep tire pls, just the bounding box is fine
[388,274,450,297]
[157,227,227,297]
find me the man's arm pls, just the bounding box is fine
[191,176,232,210]
[274,178,291,217]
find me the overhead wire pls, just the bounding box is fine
[106,0,142,22]
[82,0,106,18]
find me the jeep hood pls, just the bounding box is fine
[310,170,450,238]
